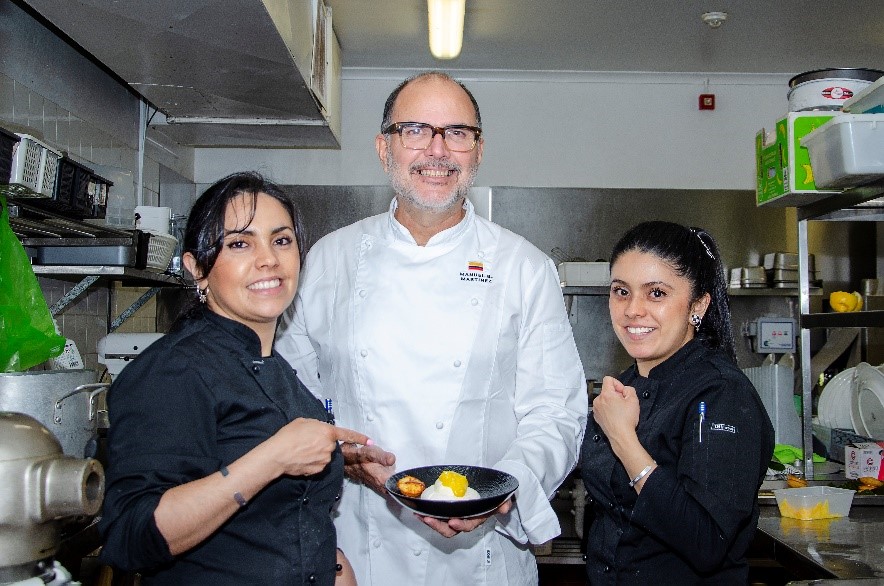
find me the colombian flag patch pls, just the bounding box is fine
[468,261,484,272]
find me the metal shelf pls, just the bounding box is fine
[32,265,185,286]
[797,183,884,222]
[800,310,884,329]
[795,182,884,479]
[561,285,609,296]
[33,266,186,331]
[564,285,822,298]
[535,537,585,566]
[728,287,822,297]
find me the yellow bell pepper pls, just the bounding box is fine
[829,291,863,312]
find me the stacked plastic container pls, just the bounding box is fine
[0,129,113,219]
[800,75,884,190]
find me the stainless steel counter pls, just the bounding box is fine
[756,502,884,580]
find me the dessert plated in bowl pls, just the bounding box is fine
[385,465,519,519]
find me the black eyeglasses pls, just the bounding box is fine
[382,122,482,152]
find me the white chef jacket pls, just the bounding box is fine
[276,199,587,585]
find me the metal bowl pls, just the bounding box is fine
[385,465,518,519]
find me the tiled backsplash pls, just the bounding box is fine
[0,72,161,211]
[36,278,159,374]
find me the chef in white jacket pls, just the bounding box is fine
[276,71,587,585]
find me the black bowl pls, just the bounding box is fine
[385,465,519,519]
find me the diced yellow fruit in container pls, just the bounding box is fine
[773,486,855,520]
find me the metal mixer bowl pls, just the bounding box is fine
[0,370,107,459]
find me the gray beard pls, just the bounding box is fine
[385,147,477,212]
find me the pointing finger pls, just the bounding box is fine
[333,425,371,446]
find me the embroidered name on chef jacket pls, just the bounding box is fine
[710,422,737,434]
[460,260,493,283]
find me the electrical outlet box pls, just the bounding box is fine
[752,317,796,353]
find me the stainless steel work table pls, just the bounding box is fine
[755,500,884,581]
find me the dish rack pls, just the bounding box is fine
[144,232,178,272]
[0,134,62,198]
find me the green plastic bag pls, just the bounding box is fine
[0,195,65,371]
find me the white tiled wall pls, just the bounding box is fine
[0,73,139,176]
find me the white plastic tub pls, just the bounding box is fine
[801,114,884,189]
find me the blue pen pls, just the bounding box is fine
[325,398,335,425]
[699,401,706,443]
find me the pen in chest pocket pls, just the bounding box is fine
[325,398,335,425]
[699,401,706,443]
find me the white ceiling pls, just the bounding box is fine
[325,0,884,76]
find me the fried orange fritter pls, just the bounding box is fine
[786,474,808,488]
[397,475,426,497]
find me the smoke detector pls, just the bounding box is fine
[701,11,728,28]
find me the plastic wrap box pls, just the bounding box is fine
[756,112,840,206]
[801,114,884,189]
[845,441,884,480]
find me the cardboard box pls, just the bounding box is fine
[756,112,840,207]
[845,441,884,480]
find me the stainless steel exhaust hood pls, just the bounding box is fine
[21,0,341,148]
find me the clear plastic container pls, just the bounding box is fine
[93,165,136,228]
[801,114,884,189]
[772,486,855,520]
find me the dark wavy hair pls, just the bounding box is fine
[183,170,306,287]
[380,71,482,131]
[610,220,736,362]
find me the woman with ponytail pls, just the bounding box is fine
[581,221,774,585]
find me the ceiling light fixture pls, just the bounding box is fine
[701,11,728,28]
[428,0,465,60]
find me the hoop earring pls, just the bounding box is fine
[690,314,702,332]
[197,286,208,304]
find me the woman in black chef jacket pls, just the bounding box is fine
[581,221,774,585]
[99,172,364,585]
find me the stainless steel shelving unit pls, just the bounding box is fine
[33,265,186,331]
[796,184,884,478]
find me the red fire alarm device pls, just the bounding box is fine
[699,94,715,110]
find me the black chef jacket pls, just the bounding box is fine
[99,307,343,585]
[580,339,774,585]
